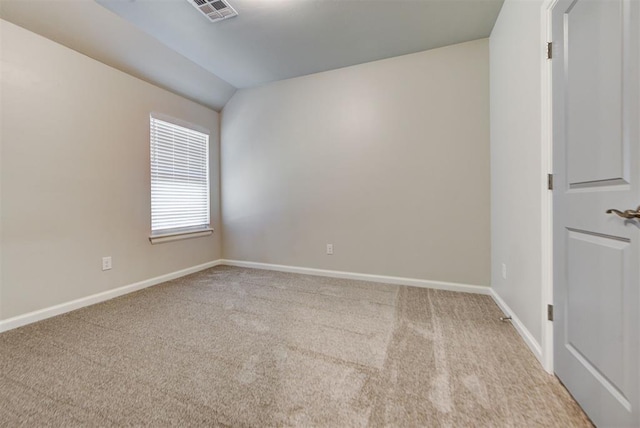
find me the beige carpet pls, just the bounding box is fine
[0,265,591,427]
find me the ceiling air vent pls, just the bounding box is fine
[188,0,238,23]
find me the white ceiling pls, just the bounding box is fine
[0,0,504,110]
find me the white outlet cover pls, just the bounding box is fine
[102,256,112,271]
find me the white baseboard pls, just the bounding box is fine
[490,288,544,365]
[0,258,491,334]
[0,259,223,334]
[220,259,491,295]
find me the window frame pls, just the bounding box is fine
[148,113,213,244]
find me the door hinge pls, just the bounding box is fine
[547,304,554,321]
[547,42,553,59]
[547,173,553,190]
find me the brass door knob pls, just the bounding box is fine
[606,206,640,219]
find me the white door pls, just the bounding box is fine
[552,0,639,426]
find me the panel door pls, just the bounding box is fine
[552,0,639,426]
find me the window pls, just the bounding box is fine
[149,115,211,243]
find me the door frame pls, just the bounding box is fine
[540,0,559,375]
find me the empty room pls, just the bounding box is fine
[0,0,638,426]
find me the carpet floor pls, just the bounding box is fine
[0,265,591,427]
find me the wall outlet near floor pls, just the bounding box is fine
[326,244,333,255]
[501,263,507,280]
[102,256,112,271]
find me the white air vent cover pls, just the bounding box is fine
[188,0,238,22]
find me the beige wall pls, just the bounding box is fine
[221,39,490,286]
[490,0,544,344]
[0,20,222,320]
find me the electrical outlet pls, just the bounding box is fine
[102,256,112,271]
[501,263,507,280]
[326,244,333,255]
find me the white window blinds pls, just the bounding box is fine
[150,116,210,235]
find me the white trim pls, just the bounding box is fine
[490,288,544,364]
[149,228,214,244]
[540,0,559,374]
[149,112,210,135]
[0,260,223,334]
[220,259,491,295]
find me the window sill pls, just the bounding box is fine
[149,228,213,244]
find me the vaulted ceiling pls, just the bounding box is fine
[0,0,504,111]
